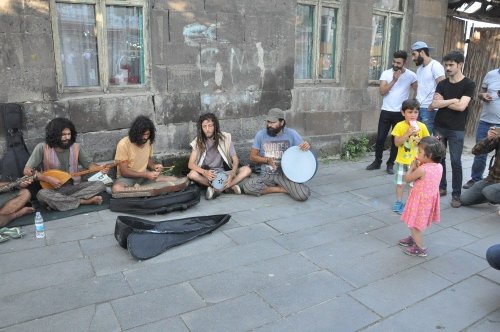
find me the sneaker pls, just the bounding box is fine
[399,236,414,247]
[386,164,395,175]
[396,202,405,215]
[462,180,475,189]
[206,187,215,200]
[439,189,447,197]
[451,195,462,208]
[366,161,382,170]
[403,244,427,257]
[392,200,403,212]
[232,185,241,195]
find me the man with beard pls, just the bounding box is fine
[187,113,251,200]
[23,118,107,211]
[241,108,311,201]
[430,50,475,208]
[112,115,180,193]
[410,41,445,134]
[366,50,418,174]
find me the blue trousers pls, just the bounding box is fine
[486,244,500,270]
[434,126,465,197]
[470,120,500,182]
[418,107,437,135]
[460,180,500,205]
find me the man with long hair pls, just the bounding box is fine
[187,113,251,200]
[241,108,311,201]
[23,117,107,211]
[112,115,180,193]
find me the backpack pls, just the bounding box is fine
[0,103,30,181]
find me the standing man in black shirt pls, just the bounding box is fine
[430,50,475,208]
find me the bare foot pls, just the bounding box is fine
[17,207,35,218]
[80,196,103,206]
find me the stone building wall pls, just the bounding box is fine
[0,0,448,164]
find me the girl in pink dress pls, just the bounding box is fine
[399,136,446,257]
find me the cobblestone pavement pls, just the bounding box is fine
[1,150,499,331]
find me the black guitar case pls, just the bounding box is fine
[114,214,231,260]
[0,103,30,181]
[109,184,201,214]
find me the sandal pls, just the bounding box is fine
[0,227,26,239]
[0,234,10,243]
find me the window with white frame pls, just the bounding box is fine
[50,0,148,92]
[369,0,405,81]
[295,0,341,81]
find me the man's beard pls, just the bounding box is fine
[58,140,72,149]
[392,65,402,71]
[138,139,148,145]
[267,125,283,137]
[414,56,424,66]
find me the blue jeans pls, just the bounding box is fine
[470,121,500,182]
[487,244,500,270]
[434,126,465,197]
[374,110,404,165]
[418,107,437,135]
[460,180,500,205]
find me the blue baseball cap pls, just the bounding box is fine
[411,41,434,51]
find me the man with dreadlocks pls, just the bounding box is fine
[24,117,107,211]
[112,115,180,193]
[188,113,251,200]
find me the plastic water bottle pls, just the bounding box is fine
[35,212,45,239]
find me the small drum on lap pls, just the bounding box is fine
[281,146,317,183]
[211,172,228,190]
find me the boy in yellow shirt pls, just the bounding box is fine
[391,99,430,214]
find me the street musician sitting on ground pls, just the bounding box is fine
[24,118,108,211]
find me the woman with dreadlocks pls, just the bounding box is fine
[187,113,251,200]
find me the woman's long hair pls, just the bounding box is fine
[45,117,77,148]
[129,115,156,144]
[196,113,223,152]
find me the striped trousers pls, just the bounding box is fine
[241,172,310,201]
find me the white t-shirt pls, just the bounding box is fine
[379,68,417,112]
[416,59,445,108]
[479,68,500,124]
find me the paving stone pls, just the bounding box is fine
[0,258,94,297]
[265,208,334,234]
[45,219,114,245]
[181,293,280,332]
[43,212,104,230]
[223,223,281,244]
[111,283,205,330]
[422,249,489,283]
[0,229,45,255]
[257,270,353,316]
[452,213,500,238]
[331,246,423,287]
[0,304,120,332]
[275,295,379,332]
[190,253,318,303]
[368,221,443,245]
[124,239,288,292]
[363,276,500,331]
[0,242,82,274]
[439,204,494,227]
[466,307,500,331]
[125,316,189,332]
[463,234,500,258]
[425,227,480,257]
[350,266,451,317]
[0,274,132,328]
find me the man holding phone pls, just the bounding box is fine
[461,127,500,206]
[366,50,418,174]
[463,68,500,189]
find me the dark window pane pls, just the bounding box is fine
[295,4,314,79]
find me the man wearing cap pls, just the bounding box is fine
[241,108,311,201]
[410,41,445,134]
[463,68,500,190]
[366,50,418,174]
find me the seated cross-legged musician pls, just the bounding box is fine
[187,113,251,200]
[112,116,185,195]
[0,178,34,227]
[23,118,107,211]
